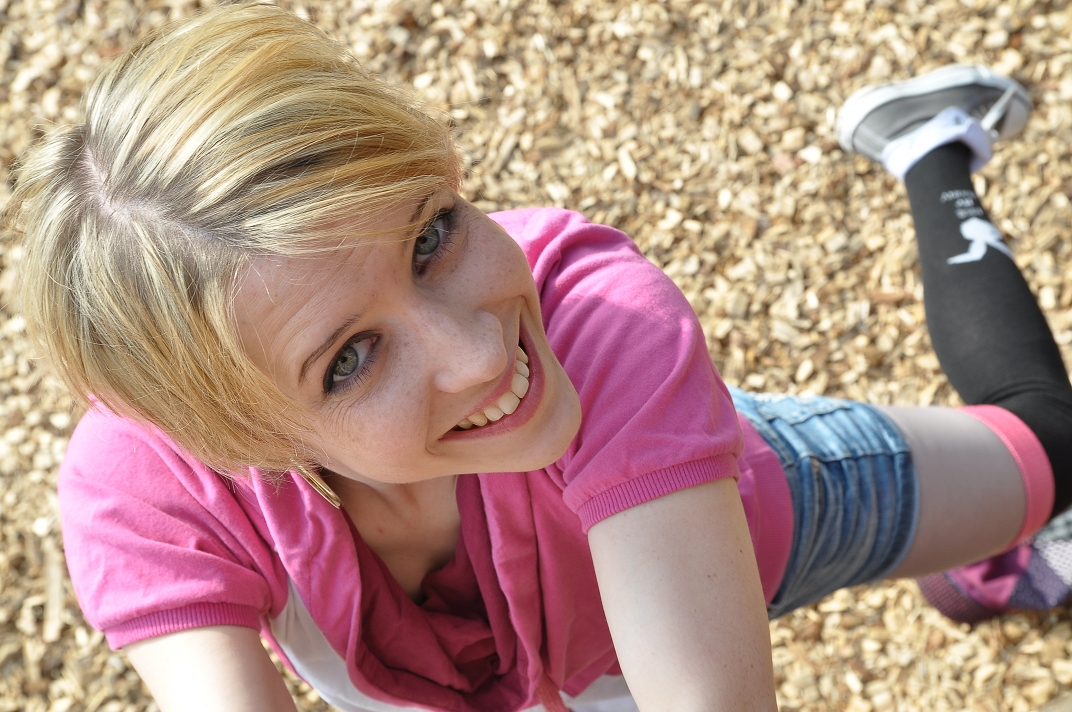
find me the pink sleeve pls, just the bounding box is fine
[492,209,743,532]
[59,407,288,649]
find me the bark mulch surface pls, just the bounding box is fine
[2,0,1072,710]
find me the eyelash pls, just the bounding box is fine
[323,207,457,395]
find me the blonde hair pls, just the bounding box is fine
[8,3,461,473]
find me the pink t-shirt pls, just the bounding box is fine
[59,208,792,711]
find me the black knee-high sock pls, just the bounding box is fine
[904,141,1072,519]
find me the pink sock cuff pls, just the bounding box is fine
[960,405,1054,544]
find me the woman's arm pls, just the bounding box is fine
[587,478,777,712]
[125,625,299,712]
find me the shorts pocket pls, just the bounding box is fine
[746,393,853,425]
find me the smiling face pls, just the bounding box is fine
[234,190,582,484]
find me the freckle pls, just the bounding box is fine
[377,526,385,534]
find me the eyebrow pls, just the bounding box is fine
[295,194,438,386]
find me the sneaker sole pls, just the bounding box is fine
[837,65,1032,153]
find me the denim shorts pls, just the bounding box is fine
[729,388,920,619]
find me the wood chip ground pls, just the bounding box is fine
[2,0,1072,710]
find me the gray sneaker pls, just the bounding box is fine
[837,65,1032,162]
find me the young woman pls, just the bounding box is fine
[9,5,1072,711]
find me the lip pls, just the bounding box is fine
[440,324,543,441]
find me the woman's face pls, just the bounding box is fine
[234,189,582,484]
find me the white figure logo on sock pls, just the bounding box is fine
[947,217,1013,264]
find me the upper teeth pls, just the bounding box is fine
[456,346,530,430]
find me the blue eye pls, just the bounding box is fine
[413,211,453,270]
[414,222,443,257]
[332,345,361,380]
[326,335,377,393]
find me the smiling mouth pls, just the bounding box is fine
[454,345,530,431]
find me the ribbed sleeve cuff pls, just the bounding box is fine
[576,454,740,533]
[105,602,263,650]
[960,404,1055,545]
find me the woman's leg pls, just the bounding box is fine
[746,68,1070,619]
[879,406,1023,577]
[838,69,1072,578]
[902,141,1072,522]
[881,143,1065,577]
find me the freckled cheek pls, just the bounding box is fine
[462,221,529,288]
[476,252,537,306]
[320,398,429,471]
[330,435,420,477]
[500,244,539,301]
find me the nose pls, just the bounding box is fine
[417,303,506,394]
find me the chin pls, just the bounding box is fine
[521,374,582,469]
[471,387,581,475]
